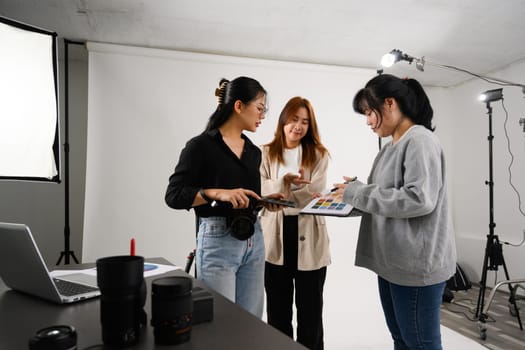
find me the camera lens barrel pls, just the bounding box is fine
[96,255,144,292]
[28,325,77,350]
[96,255,146,347]
[151,276,193,345]
[229,210,257,240]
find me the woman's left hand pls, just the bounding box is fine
[259,193,286,212]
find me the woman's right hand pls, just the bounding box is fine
[332,176,357,195]
[283,169,311,187]
[211,188,261,209]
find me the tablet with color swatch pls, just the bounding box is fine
[300,191,355,217]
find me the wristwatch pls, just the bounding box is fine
[199,188,213,203]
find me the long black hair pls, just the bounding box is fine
[205,76,266,131]
[352,74,434,131]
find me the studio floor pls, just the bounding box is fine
[321,281,524,349]
[441,285,525,350]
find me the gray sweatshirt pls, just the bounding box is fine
[343,125,457,286]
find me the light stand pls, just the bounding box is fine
[474,91,523,337]
[56,39,83,265]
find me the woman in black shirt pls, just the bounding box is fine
[165,76,280,317]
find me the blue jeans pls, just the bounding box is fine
[196,216,265,318]
[378,276,446,350]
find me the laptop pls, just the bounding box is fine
[0,222,100,304]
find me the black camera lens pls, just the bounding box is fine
[229,208,258,240]
[29,325,77,350]
[230,214,255,240]
[151,276,193,345]
[96,255,147,347]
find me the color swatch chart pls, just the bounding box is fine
[300,193,353,217]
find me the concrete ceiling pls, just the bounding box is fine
[1,0,525,87]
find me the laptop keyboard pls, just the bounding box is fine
[53,278,99,296]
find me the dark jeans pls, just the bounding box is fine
[378,276,446,350]
[264,215,326,350]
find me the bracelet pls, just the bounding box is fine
[199,188,213,203]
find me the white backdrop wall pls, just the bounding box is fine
[83,42,378,265]
[84,42,396,348]
[82,42,525,347]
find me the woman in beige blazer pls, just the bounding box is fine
[260,96,330,350]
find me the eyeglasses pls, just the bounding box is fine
[250,103,268,115]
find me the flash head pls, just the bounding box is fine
[479,88,503,103]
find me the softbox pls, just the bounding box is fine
[0,16,60,182]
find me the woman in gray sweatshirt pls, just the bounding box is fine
[334,74,456,350]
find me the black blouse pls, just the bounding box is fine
[165,128,261,218]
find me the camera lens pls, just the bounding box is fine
[151,276,193,345]
[29,325,77,350]
[229,209,257,240]
[230,215,254,240]
[96,255,146,347]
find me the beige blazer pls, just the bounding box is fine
[259,145,331,271]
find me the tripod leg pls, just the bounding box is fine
[475,236,492,318]
[69,251,80,264]
[501,257,523,330]
[56,251,79,265]
[56,252,65,265]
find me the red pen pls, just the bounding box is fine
[130,238,136,256]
